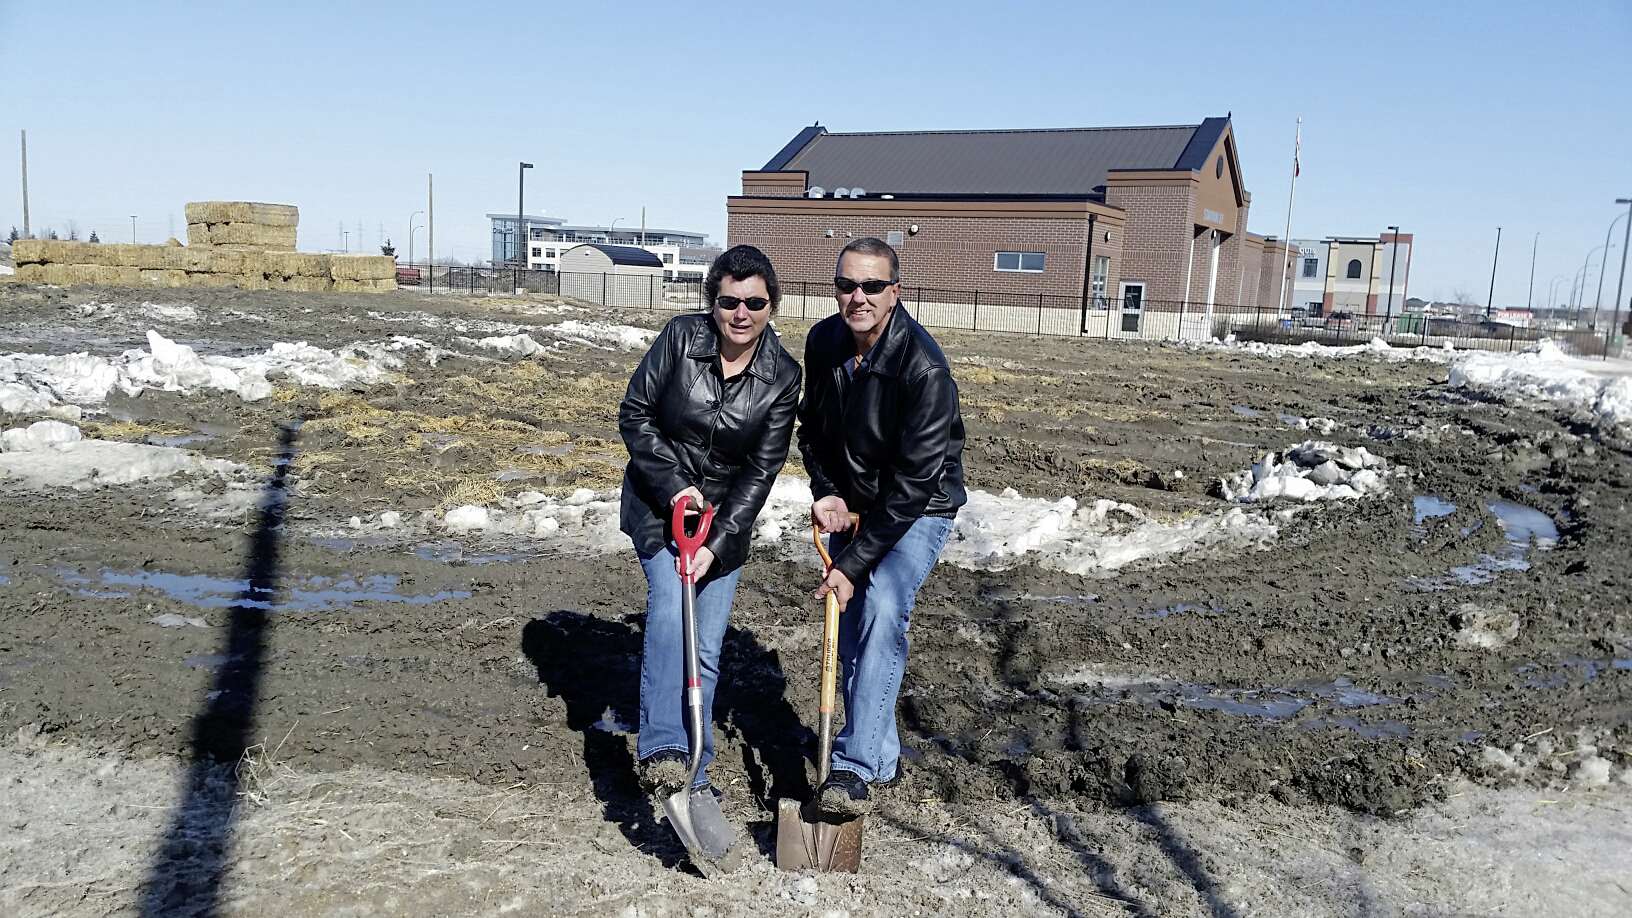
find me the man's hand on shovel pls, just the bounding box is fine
[813,567,854,611]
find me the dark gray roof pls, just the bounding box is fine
[768,119,1229,196]
[574,243,664,267]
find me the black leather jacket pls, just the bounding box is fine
[797,307,966,585]
[619,313,802,577]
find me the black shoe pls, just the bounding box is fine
[816,769,873,818]
[637,751,690,795]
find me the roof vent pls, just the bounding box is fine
[849,187,865,198]
[807,186,825,198]
[834,187,849,198]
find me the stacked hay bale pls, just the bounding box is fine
[184,201,299,252]
[8,200,397,293]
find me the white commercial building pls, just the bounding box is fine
[488,214,719,281]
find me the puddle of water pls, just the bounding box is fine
[1144,601,1225,619]
[0,574,9,587]
[1412,495,1457,526]
[59,568,471,611]
[588,707,636,735]
[1489,500,1559,549]
[1230,404,1261,418]
[984,590,1099,606]
[413,541,535,565]
[184,654,232,670]
[520,443,574,457]
[151,433,212,448]
[1519,657,1632,688]
[1409,499,1557,591]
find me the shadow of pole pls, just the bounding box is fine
[140,421,299,917]
[1129,806,1244,918]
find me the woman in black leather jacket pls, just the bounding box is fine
[617,244,802,796]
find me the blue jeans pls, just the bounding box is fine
[827,515,955,783]
[635,545,742,788]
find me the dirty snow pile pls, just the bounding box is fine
[540,321,657,351]
[1198,334,1456,363]
[0,420,242,489]
[1450,340,1632,431]
[0,330,422,415]
[345,476,1284,577]
[456,334,546,358]
[1218,440,1391,502]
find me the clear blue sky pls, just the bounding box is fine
[2,0,1627,308]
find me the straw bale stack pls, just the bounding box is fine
[329,255,395,282]
[184,202,299,227]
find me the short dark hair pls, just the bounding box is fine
[704,244,781,312]
[836,237,900,282]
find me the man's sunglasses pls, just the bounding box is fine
[834,277,896,296]
[714,295,771,312]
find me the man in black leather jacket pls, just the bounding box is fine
[618,245,803,797]
[797,236,966,817]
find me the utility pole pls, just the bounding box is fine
[1384,225,1401,326]
[1485,226,1502,320]
[517,160,534,292]
[19,130,29,238]
[640,206,646,246]
[1276,117,1302,312]
[1527,232,1538,313]
[427,173,434,291]
[129,215,137,243]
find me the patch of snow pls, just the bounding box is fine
[1194,334,1457,363]
[456,334,546,359]
[1450,339,1632,431]
[350,477,1283,578]
[0,421,244,489]
[0,264,14,276]
[540,320,657,351]
[0,329,416,414]
[1218,440,1392,502]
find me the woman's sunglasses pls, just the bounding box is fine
[714,295,770,312]
[834,277,896,296]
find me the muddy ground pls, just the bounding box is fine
[0,283,1629,916]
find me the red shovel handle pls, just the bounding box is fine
[671,494,715,578]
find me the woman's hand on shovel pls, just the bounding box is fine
[814,566,854,611]
[675,545,715,581]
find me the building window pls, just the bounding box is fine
[1302,257,1319,278]
[1215,155,1224,179]
[1346,258,1363,279]
[530,228,544,240]
[531,247,541,258]
[1091,255,1110,307]
[545,248,556,258]
[662,253,674,264]
[995,251,1045,272]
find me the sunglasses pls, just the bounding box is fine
[714,295,770,312]
[834,277,896,296]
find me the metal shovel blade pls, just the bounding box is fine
[663,785,742,877]
[775,797,863,872]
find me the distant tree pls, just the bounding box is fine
[5,226,17,244]
[88,230,100,243]
[1452,288,1480,307]
[380,238,396,257]
[46,229,59,240]
[67,228,79,241]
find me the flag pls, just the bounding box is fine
[1292,122,1301,178]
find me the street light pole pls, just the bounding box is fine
[1612,197,1632,351]
[516,161,534,288]
[1384,225,1401,327]
[1576,246,1605,320]
[1547,275,1566,313]
[1485,226,1502,320]
[129,215,137,244]
[1591,212,1627,329]
[1527,231,1538,312]
[408,210,424,268]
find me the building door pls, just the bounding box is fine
[1119,282,1144,334]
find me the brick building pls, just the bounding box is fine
[726,116,1256,337]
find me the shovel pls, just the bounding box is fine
[775,512,864,872]
[662,494,743,876]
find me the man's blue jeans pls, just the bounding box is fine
[826,515,955,783]
[634,545,742,788]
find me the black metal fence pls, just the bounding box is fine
[393,264,1623,358]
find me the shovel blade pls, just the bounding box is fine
[663,786,742,877]
[775,797,863,872]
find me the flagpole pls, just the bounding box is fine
[1276,117,1301,312]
